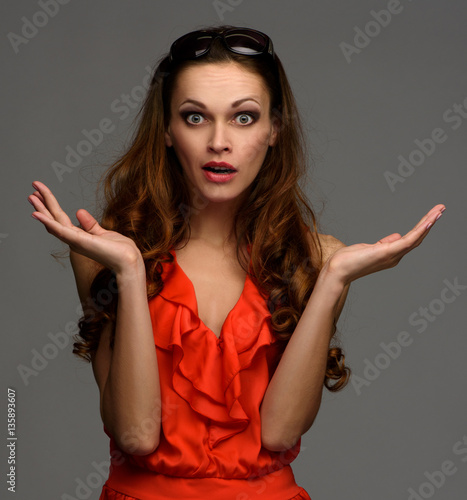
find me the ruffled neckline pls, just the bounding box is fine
[151,246,279,448]
[160,247,251,343]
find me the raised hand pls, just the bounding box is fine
[28,181,143,274]
[322,204,446,286]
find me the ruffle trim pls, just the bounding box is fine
[150,248,278,448]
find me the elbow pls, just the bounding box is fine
[127,439,159,456]
[108,420,160,456]
[260,412,320,452]
[103,407,162,456]
[261,427,301,453]
[117,433,160,456]
[261,414,320,452]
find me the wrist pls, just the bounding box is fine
[315,266,347,298]
[115,257,146,284]
[311,271,347,325]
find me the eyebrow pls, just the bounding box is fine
[178,97,261,108]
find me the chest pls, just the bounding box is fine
[174,249,248,338]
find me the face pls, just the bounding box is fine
[164,62,279,208]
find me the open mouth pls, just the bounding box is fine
[202,167,237,174]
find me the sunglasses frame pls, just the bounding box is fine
[168,27,275,64]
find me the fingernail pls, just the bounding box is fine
[28,198,34,206]
[440,207,446,213]
[32,182,39,190]
[435,212,443,221]
[31,213,39,220]
[426,222,433,229]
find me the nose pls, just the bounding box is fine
[207,122,231,153]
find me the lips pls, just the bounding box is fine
[202,161,237,173]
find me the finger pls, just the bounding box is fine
[388,205,445,257]
[31,181,73,226]
[370,205,445,263]
[31,210,87,246]
[75,209,105,235]
[28,194,54,219]
[32,190,45,204]
[377,233,401,244]
[407,205,445,240]
[393,205,444,247]
[411,204,445,232]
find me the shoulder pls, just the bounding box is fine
[305,231,347,269]
[311,233,350,321]
[319,233,347,266]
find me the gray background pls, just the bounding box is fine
[2,0,466,499]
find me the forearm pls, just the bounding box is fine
[260,271,345,451]
[102,261,161,455]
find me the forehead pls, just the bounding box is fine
[170,62,270,106]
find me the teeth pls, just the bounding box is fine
[206,167,234,173]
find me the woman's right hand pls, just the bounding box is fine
[28,180,143,274]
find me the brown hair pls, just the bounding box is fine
[72,24,350,392]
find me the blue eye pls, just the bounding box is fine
[236,113,256,125]
[185,113,204,124]
[181,111,258,126]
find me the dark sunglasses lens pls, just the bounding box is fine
[225,30,268,54]
[172,34,213,60]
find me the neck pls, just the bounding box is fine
[185,198,240,250]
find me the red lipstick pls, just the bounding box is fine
[202,161,237,183]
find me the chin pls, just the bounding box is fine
[198,186,246,205]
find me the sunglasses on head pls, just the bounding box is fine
[168,27,275,63]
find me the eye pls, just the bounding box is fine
[235,112,257,125]
[184,113,205,125]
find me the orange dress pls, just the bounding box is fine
[99,247,311,500]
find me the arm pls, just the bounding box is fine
[260,235,349,452]
[29,181,162,456]
[71,249,161,455]
[106,258,161,455]
[71,251,161,456]
[260,204,445,451]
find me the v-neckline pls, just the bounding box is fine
[171,248,250,341]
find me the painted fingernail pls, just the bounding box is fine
[32,182,39,190]
[31,213,39,220]
[28,197,34,206]
[435,212,443,221]
[440,207,446,213]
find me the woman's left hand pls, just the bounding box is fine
[322,204,446,286]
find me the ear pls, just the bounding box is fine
[164,126,173,148]
[268,115,280,147]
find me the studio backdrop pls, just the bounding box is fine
[2,1,466,499]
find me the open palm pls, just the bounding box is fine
[28,181,142,274]
[323,204,446,286]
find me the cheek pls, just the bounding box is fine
[170,129,199,159]
[242,129,272,158]
[171,136,207,175]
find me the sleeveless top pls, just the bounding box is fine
[100,247,311,500]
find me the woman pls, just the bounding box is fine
[28,25,445,499]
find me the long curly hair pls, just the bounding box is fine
[72,24,350,392]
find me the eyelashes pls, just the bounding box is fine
[180,111,259,126]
